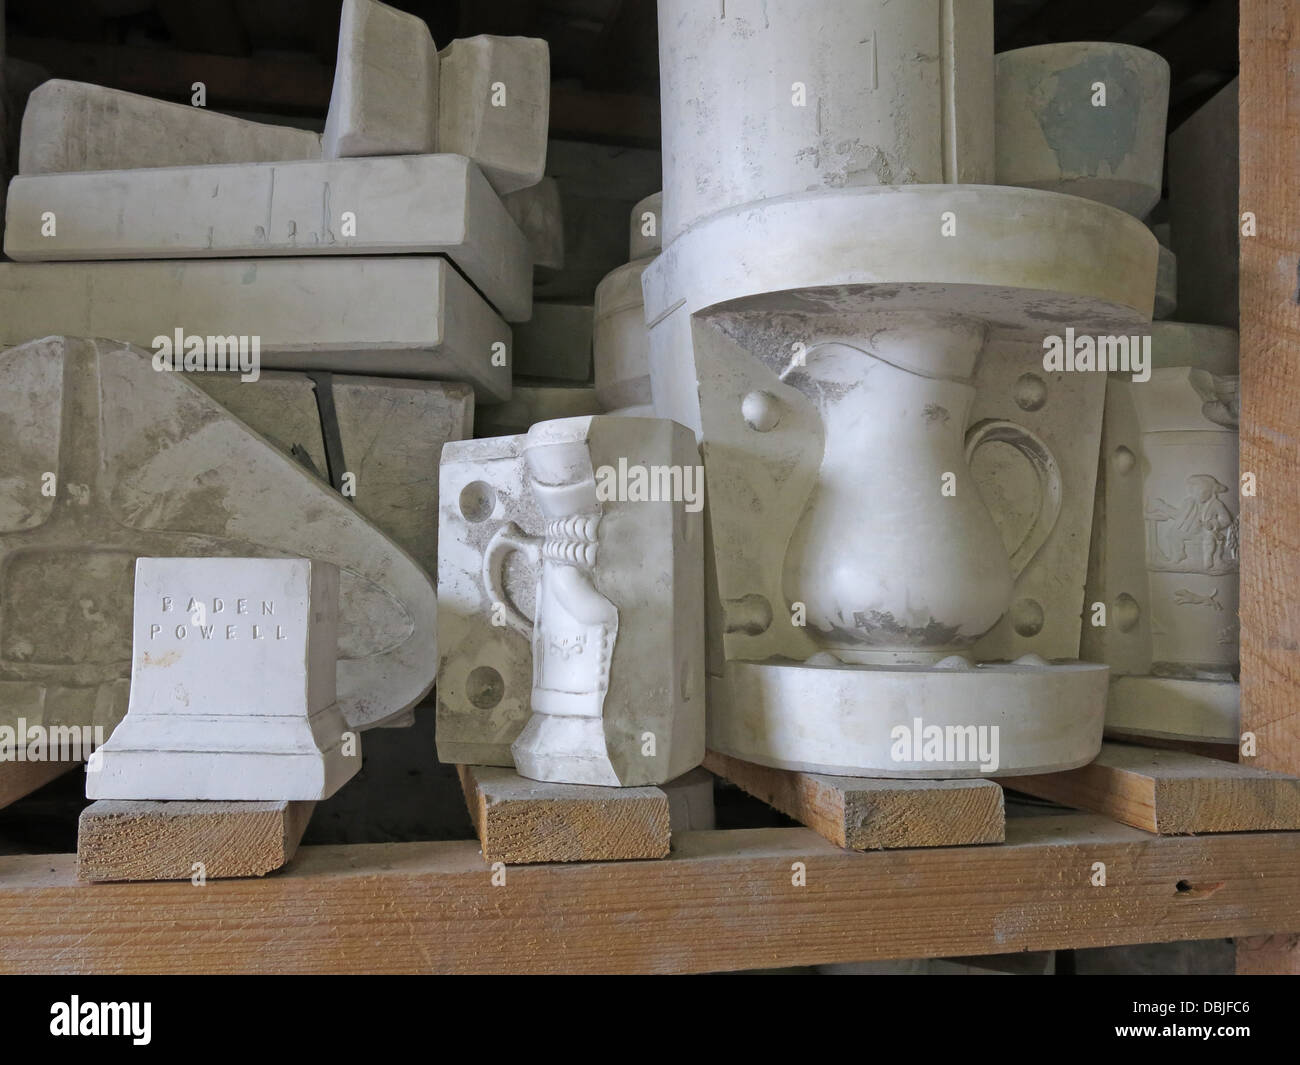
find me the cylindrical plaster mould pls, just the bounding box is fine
[996,42,1170,219]
[594,258,651,411]
[657,0,995,242]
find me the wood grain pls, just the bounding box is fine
[997,743,1300,834]
[4,815,1300,974]
[77,800,315,882]
[704,750,1004,849]
[1238,0,1300,973]
[458,765,670,864]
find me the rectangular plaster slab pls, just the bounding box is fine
[323,0,438,159]
[5,154,532,322]
[19,79,321,174]
[1168,78,1239,328]
[438,35,550,195]
[0,258,513,401]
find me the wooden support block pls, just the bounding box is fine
[0,760,79,811]
[457,765,670,864]
[997,743,1300,835]
[702,750,1005,850]
[77,800,316,882]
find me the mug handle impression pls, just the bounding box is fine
[964,419,1064,581]
[482,522,542,637]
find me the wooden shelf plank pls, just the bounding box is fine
[76,800,316,882]
[997,743,1300,834]
[458,765,670,864]
[704,750,1004,849]
[4,816,1300,973]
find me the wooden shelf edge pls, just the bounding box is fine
[3,814,1299,973]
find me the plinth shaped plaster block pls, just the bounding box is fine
[996,43,1170,219]
[0,258,513,401]
[504,177,565,270]
[0,337,438,737]
[438,416,704,786]
[474,384,600,438]
[657,0,994,241]
[19,80,321,174]
[594,259,651,412]
[438,36,550,195]
[324,0,439,159]
[196,372,473,579]
[86,557,360,801]
[4,155,533,322]
[629,192,662,261]
[1083,323,1240,743]
[511,303,592,381]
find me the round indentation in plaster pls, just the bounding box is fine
[1112,445,1137,474]
[466,665,505,709]
[459,480,497,522]
[724,593,773,635]
[1011,597,1045,637]
[1014,373,1048,412]
[1114,593,1141,632]
[742,390,782,432]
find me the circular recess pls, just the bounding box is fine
[459,481,497,522]
[466,665,505,709]
[1013,373,1048,412]
[1114,593,1141,632]
[1011,597,1045,637]
[741,390,782,432]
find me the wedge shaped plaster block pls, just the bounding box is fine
[19,79,320,174]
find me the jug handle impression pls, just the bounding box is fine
[482,522,542,637]
[964,419,1064,581]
